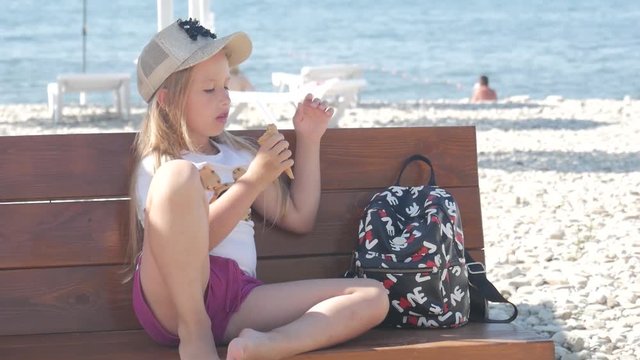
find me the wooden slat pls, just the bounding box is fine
[0,127,477,201]
[319,324,549,350]
[258,250,484,283]
[318,127,478,190]
[0,266,137,336]
[257,255,352,283]
[0,251,485,336]
[0,187,483,270]
[296,325,553,360]
[0,330,177,360]
[0,324,553,360]
[0,132,136,202]
[0,200,128,269]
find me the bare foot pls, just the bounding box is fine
[226,328,284,360]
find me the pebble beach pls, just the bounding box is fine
[1,96,639,359]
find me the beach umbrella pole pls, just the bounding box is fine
[82,0,87,73]
[80,0,87,105]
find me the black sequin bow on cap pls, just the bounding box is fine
[177,18,217,41]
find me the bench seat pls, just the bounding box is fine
[0,324,552,360]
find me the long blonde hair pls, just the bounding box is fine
[124,66,289,280]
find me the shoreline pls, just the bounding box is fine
[1,98,639,358]
[1,96,638,135]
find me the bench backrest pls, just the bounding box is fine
[0,126,483,337]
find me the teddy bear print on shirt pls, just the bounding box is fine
[199,164,251,221]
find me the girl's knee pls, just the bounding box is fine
[358,278,386,292]
[147,160,203,204]
[370,280,390,308]
[354,279,389,314]
[155,159,200,182]
[367,280,389,318]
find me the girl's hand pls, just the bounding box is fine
[292,93,334,142]
[244,131,293,188]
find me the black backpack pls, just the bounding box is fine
[346,155,517,328]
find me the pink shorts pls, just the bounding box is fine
[132,254,262,345]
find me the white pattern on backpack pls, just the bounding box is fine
[390,186,404,196]
[407,287,428,306]
[380,214,395,236]
[381,191,398,205]
[390,234,410,251]
[364,237,379,250]
[451,286,465,306]
[415,272,431,283]
[429,304,443,314]
[445,199,458,217]
[440,222,453,238]
[406,203,419,217]
[430,188,449,197]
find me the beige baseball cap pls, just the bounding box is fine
[136,19,252,103]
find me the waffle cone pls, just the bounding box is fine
[258,124,294,179]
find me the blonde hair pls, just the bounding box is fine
[124,66,289,280]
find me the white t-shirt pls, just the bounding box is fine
[135,142,257,276]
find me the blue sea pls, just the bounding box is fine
[1,0,639,105]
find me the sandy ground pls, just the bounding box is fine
[1,96,639,359]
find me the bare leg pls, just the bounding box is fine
[225,278,388,359]
[138,160,218,359]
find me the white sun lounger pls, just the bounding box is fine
[230,65,367,128]
[272,64,367,107]
[47,73,131,124]
[229,77,357,127]
[229,90,299,124]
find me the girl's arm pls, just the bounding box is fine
[253,94,333,233]
[205,133,293,251]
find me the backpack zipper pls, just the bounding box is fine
[357,267,436,277]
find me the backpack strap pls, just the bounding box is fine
[395,154,436,187]
[465,250,518,323]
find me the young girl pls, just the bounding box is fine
[129,19,388,360]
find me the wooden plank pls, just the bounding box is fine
[0,330,177,360]
[0,266,137,336]
[0,187,483,270]
[294,324,554,359]
[0,132,136,202]
[258,251,485,284]
[257,255,352,283]
[0,251,485,336]
[0,127,477,201]
[259,250,484,282]
[464,249,485,265]
[0,324,553,360]
[319,127,478,190]
[0,201,129,269]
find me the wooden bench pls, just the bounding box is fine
[0,126,554,359]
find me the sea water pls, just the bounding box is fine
[0,0,638,105]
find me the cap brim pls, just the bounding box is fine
[223,32,252,67]
[177,31,252,72]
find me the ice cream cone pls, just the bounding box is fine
[258,124,294,179]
